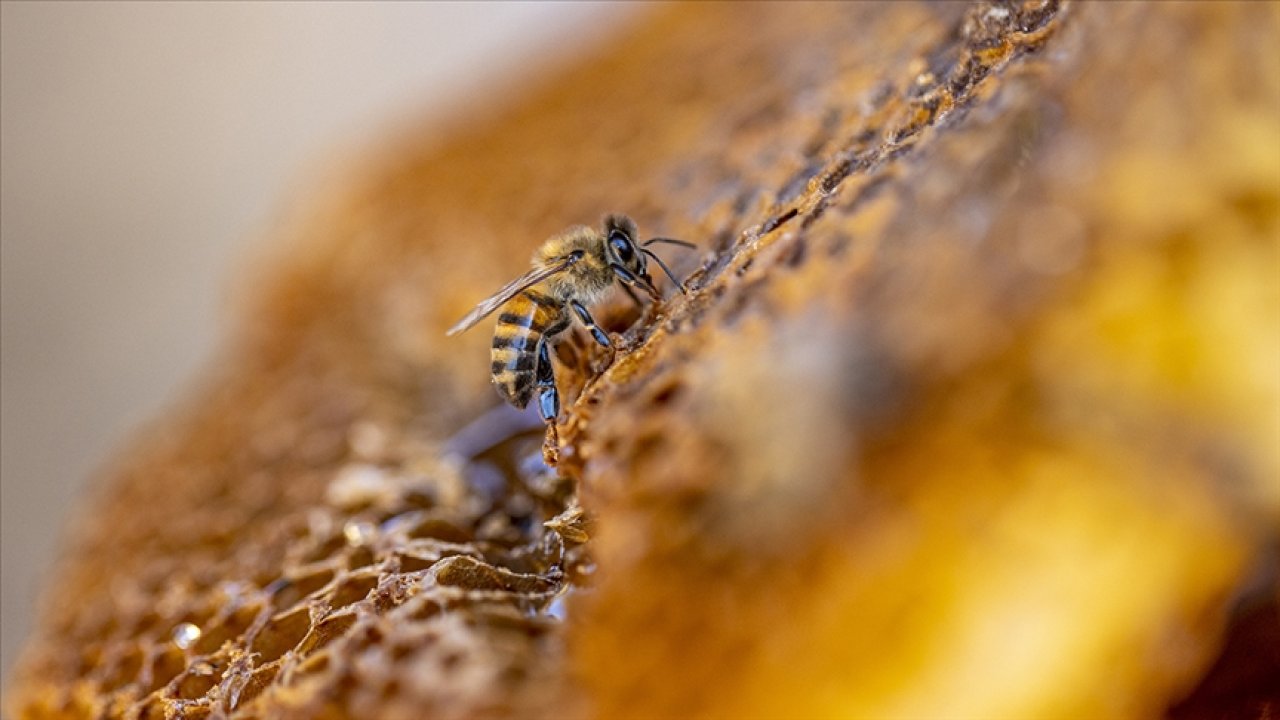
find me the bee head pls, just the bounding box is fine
[601,213,694,299]
[603,214,647,278]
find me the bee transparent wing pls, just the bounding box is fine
[445,258,576,336]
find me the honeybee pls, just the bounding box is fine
[447,214,693,454]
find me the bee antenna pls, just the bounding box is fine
[643,237,697,250]
[641,248,687,295]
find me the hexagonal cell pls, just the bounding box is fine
[396,553,437,573]
[268,568,335,610]
[328,574,379,608]
[402,595,446,623]
[250,607,311,664]
[296,612,358,657]
[193,602,264,655]
[290,649,332,682]
[302,533,346,564]
[346,546,377,570]
[232,663,280,709]
[145,645,187,693]
[173,662,222,700]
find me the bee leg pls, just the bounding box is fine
[535,339,561,466]
[611,263,663,303]
[569,299,617,370]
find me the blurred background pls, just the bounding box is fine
[0,1,639,683]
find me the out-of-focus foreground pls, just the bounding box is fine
[7,2,1278,719]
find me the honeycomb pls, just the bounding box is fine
[13,406,588,719]
[8,1,1279,718]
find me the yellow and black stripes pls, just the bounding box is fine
[490,289,567,408]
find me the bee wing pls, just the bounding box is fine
[445,258,576,336]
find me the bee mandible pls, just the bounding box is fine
[446,214,693,455]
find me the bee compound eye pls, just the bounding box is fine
[609,232,634,263]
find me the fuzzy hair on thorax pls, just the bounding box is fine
[534,225,616,305]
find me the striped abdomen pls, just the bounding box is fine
[490,288,567,408]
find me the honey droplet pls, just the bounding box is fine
[171,622,202,650]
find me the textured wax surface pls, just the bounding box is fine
[8,2,1279,719]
